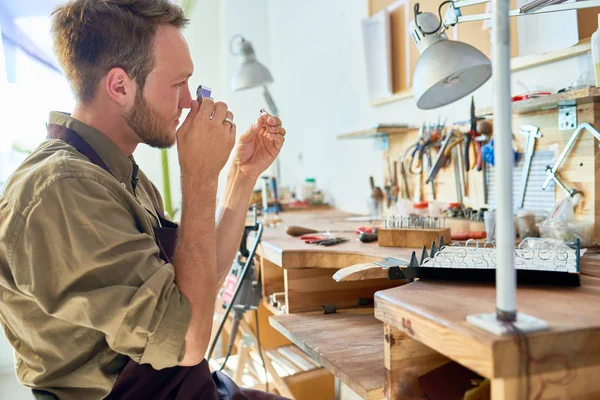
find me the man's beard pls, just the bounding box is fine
[124,90,177,149]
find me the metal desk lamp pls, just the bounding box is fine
[230,35,282,187]
[410,0,600,335]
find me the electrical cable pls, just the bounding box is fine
[207,222,264,363]
[503,320,575,400]
[414,1,454,35]
[219,312,243,372]
[255,308,269,393]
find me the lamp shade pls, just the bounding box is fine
[231,38,273,91]
[413,39,492,110]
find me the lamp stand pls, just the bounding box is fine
[467,312,549,336]
[465,0,548,335]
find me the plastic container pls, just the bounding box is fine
[484,210,496,242]
[413,201,429,216]
[517,210,539,239]
[301,178,316,202]
[537,221,593,247]
[593,13,600,87]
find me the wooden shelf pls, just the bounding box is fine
[511,38,591,72]
[370,89,413,107]
[337,125,417,140]
[477,86,600,117]
[270,308,385,400]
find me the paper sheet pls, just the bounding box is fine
[361,8,393,101]
[517,0,579,57]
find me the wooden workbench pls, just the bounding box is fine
[255,209,408,399]
[252,209,416,269]
[374,255,600,399]
[259,209,600,400]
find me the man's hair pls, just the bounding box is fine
[51,0,189,104]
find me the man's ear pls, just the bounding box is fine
[104,67,136,107]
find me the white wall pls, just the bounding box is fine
[137,1,593,216]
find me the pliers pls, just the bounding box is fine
[464,97,483,172]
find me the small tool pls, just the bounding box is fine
[392,160,399,205]
[287,226,319,237]
[196,85,212,101]
[453,145,465,204]
[518,125,542,209]
[359,232,378,243]
[383,215,446,229]
[543,122,600,203]
[400,155,411,199]
[463,97,484,172]
[317,237,348,246]
[425,131,462,184]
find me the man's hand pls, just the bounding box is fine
[176,98,236,179]
[232,113,286,181]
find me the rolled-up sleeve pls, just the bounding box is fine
[10,175,191,369]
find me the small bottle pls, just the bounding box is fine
[593,13,600,87]
[302,178,316,202]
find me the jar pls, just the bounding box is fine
[301,178,316,202]
[413,201,429,216]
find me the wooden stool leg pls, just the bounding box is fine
[234,338,251,383]
[231,318,295,398]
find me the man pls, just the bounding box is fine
[0,0,286,399]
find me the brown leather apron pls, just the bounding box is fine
[46,124,288,400]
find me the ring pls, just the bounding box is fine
[223,117,234,125]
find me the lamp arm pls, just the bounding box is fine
[445,0,600,25]
[262,85,279,117]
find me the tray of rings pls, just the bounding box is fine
[376,237,582,287]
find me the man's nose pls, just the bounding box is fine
[179,84,193,109]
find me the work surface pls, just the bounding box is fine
[375,253,600,379]
[270,308,385,400]
[251,209,417,269]
[261,209,600,398]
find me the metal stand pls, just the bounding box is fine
[466,312,548,336]
[466,0,548,334]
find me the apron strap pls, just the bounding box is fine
[47,123,177,262]
[47,123,113,176]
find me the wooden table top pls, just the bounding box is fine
[251,209,418,269]
[269,308,385,400]
[375,253,600,379]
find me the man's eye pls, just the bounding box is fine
[176,81,186,88]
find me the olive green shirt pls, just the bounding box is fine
[0,112,192,400]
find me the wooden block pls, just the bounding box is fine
[261,258,285,297]
[284,268,401,313]
[377,228,451,248]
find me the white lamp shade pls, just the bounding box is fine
[413,39,492,110]
[231,61,273,91]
